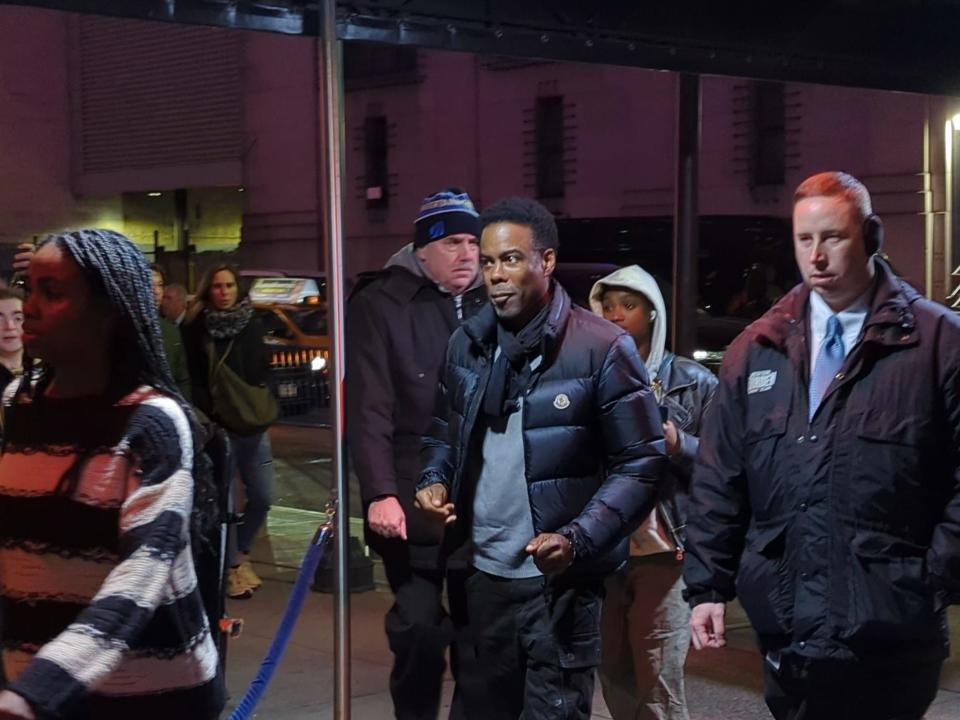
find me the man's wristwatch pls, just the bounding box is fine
[557,527,582,561]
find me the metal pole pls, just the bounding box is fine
[952,123,960,275]
[319,0,350,717]
[946,116,956,301]
[672,73,701,357]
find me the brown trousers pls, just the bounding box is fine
[599,554,691,720]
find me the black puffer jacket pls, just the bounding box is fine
[684,258,960,663]
[420,283,665,578]
[346,264,487,566]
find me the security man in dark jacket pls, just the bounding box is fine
[346,189,486,720]
[416,197,665,720]
[684,171,960,720]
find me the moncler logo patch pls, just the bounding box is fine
[553,393,571,410]
[747,370,778,394]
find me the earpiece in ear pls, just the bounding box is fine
[650,310,658,321]
[863,214,884,256]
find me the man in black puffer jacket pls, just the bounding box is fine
[416,197,665,720]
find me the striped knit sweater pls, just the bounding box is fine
[0,385,224,720]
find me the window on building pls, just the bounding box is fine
[535,96,565,199]
[343,42,419,91]
[364,116,389,209]
[752,82,786,187]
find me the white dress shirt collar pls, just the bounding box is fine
[808,287,871,365]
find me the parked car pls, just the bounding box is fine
[247,276,331,415]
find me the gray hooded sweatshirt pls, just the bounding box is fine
[589,265,675,557]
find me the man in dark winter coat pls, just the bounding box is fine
[416,197,665,720]
[684,171,960,720]
[346,188,487,720]
[150,265,192,401]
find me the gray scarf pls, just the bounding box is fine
[204,298,254,340]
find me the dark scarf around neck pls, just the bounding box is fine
[483,299,552,417]
[205,298,254,340]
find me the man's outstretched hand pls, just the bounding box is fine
[12,242,35,276]
[525,533,574,575]
[690,602,727,650]
[414,483,457,526]
[367,496,407,540]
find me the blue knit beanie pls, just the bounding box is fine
[414,188,480,248]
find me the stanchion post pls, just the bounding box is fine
[319,0,350,718]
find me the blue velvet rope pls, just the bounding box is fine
[228,525,333,720]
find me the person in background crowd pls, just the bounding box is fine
[162,282,189,326]
[589,265,717,720]
[416,197,665,720]
[150,265,192,402]
[10,242,35,287]
[0,229,223,720]
[347,188,487,720]
[684,172,960,720]
[182,264,275,601]
[0,288,24,390]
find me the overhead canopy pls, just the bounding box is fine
[8,0,960,95]
[5,0,313,33]
[338,0,960,96]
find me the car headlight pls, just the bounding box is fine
[311,355,327,372]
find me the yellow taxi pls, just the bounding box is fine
[248,277,330,408]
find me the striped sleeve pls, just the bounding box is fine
[9,397,196,719]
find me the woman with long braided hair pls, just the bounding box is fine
[182,263,275,600]
[0,229,224,720]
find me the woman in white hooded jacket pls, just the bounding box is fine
[589,265,718,720]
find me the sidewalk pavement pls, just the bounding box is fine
[221,505,960,720]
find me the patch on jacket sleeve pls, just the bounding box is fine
[747,370,778,394]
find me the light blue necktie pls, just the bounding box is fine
[809,315,844,419]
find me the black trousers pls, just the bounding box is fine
[465,570,603,720]
[762,653,943,720]
[382,545,484,720]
